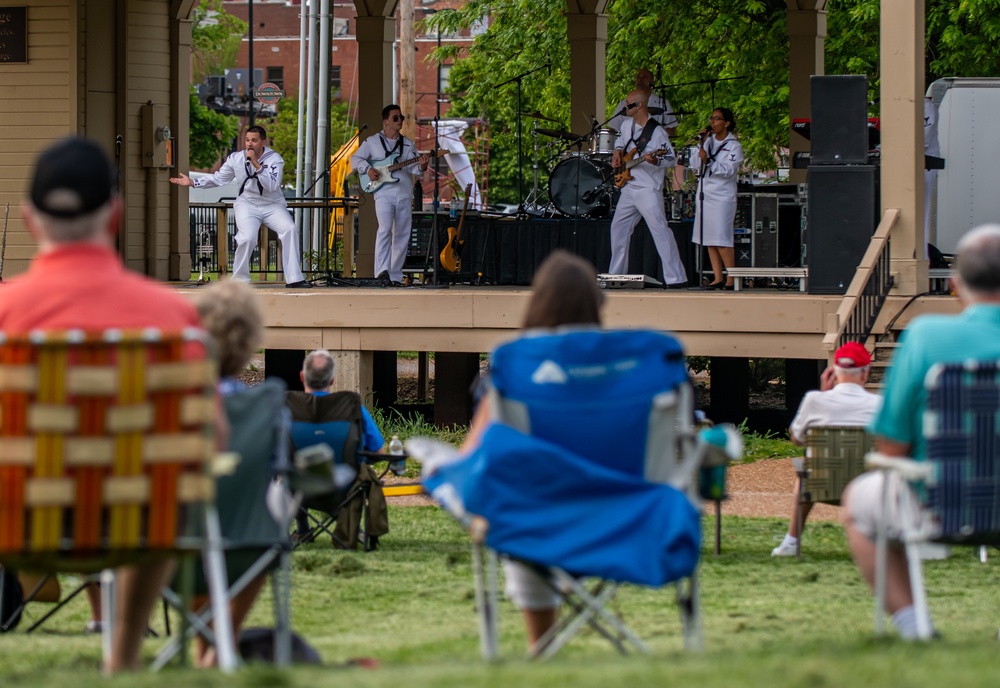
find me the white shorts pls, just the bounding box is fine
[503,560,562,610]
[844,471,929,541]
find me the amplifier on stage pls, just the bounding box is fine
[734,227,752,268]
[752,193,779,268]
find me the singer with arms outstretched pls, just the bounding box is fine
[607,91,688,288]
[170,126,310,288]
[691,108,744,289]
[350,104,429,285]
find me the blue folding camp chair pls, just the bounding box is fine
[415,328,733,659]
[866,360,1000,640]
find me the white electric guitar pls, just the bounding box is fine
[360,150,446,194]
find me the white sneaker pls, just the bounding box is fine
[771,540,798,557]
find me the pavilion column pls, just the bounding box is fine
[566,1,609,137]
[354,2,399,277]
[786,4,826,184]
[880,0,926,295]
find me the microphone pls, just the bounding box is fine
[581,188,600,203]
[359,123,369,133]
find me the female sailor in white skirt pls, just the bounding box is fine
[691,108,743,289]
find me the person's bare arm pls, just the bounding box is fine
[874,437,910,457]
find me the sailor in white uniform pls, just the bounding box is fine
[924,96,940,256]
[691,108,744,288]
[608,90,688,288]
[609,68,679,136]
[170,125,308,287]
[350,104,429,283]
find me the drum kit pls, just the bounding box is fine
[521,109,698,220]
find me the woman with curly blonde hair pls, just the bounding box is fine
[194,279,264,393]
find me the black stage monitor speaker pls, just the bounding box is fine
[752,193,779,268]
[807,166,876,295]
[811,75,868,165]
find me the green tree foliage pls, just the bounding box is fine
[191,0,248,84]
[427,1,1000,203]
[188,0,245,169]
[188,89,241,170]
[267,98,358,188]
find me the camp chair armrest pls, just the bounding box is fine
[791,457,806,475]
[357,450,397,462]
[864,452,932,481]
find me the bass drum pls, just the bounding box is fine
[548,157,615,218]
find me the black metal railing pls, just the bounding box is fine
[188,197,356,280]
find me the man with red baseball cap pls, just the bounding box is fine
[771,341,881,556]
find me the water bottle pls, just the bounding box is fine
[388,435,406,476]
[449,195,459,219]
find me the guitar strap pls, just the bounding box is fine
[633,118,660,154]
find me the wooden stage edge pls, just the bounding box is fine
[172,282,959,361]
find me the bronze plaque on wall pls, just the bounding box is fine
[0,7,27,64]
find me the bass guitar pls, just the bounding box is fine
[612,147,672,188]
[360,150,446,194]
[439,184,474,273]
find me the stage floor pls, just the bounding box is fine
[176,280,863,359]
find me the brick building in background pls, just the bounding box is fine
[209,0,475,126]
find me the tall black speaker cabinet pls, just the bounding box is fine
[807,166,877,294]
[810,75,869,165]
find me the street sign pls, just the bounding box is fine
[253,82,285,105]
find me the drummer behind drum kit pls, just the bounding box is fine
[522,110,698,221]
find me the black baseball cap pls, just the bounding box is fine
[30,137,116,218]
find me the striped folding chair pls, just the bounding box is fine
[0,329,237,671]
[866,360,1000,639]
[793,426,875,557]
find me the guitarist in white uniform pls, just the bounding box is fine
[350,105,429,284]
[170,126,310,288]
[608,91,688,288]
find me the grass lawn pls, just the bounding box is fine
[2,502,999,687]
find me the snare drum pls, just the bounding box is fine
[589,128,618,156]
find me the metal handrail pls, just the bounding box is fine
[188,197,357,279]
[821,208,899,355]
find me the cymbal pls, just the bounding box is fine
[522,111,561,124]
[536,128,585,143]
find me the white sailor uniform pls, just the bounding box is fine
[350,133,424,282]
[193,146,304,284]
[690,133,744,248]
[608,118,688,286]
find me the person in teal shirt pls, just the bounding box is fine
[844,223,1000,640]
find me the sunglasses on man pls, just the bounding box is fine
[390,114,406,123]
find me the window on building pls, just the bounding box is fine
[266,67,284,90]
[331,66,342,98]
[439,64,452,96]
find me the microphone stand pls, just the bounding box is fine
[300,128,364,285]
[566,108,628,215]
[429,115,442,285]
[496,62,551,214]
[688,129,713,291]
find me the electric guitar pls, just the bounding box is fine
[612,147,672,188]
[360,150,447,194]
[439,184,474,273]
